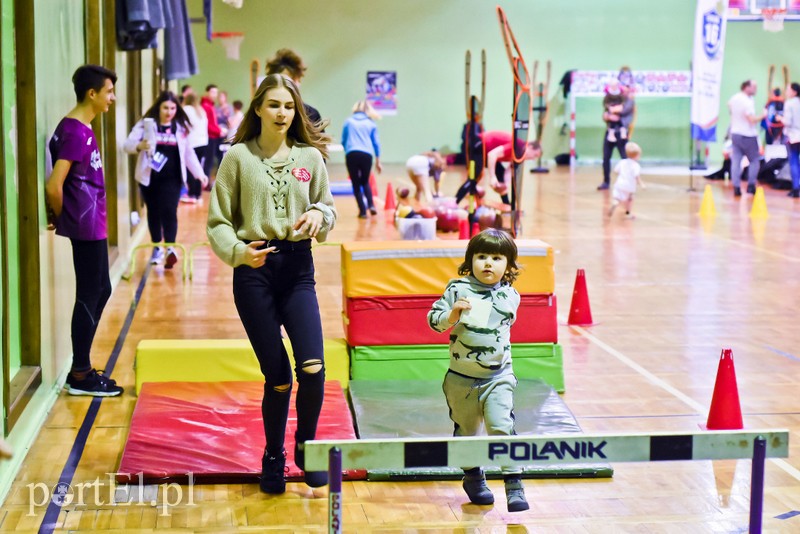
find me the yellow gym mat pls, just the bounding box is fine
[135,338,350,394]
[341,239,554,297]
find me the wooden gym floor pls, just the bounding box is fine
[2,162,799,533]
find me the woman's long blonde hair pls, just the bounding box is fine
[352,99,381,121]
[232,74,331,158]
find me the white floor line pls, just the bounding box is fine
[565,320,706,413]
[562,318,800,482]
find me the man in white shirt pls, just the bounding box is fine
[778,82,800,198]
[728,79,766,196]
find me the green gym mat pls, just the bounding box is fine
[348,379,612,480]
[350,343,565,392]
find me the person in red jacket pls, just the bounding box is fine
[455,131,541,205]
[201,84,226,186]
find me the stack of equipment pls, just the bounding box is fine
[340,240,564,391]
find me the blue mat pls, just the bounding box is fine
[348,379,613,480]
[330,181,353,195]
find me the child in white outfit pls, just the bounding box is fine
[608,142,645,219]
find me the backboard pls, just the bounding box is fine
[727,0,800,20]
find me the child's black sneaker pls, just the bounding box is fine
[260,449,286,494]
[462,469,494,505]
[294,441,328,488]
[504,478,529,512]
[747,184,756,195]
[65,369,123,397]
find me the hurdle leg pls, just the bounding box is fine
[188,241,210,281]
[328,447,342,534]
[749,436,766,534]
[124,243,160,280]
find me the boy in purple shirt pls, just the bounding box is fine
[44,65,123,397]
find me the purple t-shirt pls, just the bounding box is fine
[49,118,107,240]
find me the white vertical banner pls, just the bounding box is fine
[691,0,728,141]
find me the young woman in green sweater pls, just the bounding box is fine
[206,74,336,494]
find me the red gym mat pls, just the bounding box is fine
[117,381,365,484]
[344,293,558,346]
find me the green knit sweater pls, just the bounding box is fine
[206,140,337,267]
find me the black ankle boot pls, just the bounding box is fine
[295,440,328,488]
[747,184,756,194]
[788,189,800,198]
[260,449,286,494]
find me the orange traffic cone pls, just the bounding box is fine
[369,173,378,197]
[567,269,595,326]
[704,349,743,430]
[458,218,470,239]
[383,182,396,211]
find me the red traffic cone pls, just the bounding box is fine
[383,182,396,211]
[369,173,378,197]
[567,269,595,326]
[471,222,480,237]
[704,349,743,430]
[458,218,470,239]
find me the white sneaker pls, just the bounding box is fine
[165,247,178,269]
[150,247,164,265]
[606,129,617,142]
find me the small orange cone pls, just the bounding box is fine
[567,269,595,326]
[369,173,378,197]
[705,348,743,430]
[383,182,396,211]
[458,218,470,239]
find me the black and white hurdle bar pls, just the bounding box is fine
[306,430,789,534]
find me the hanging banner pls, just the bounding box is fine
[691,0,728,141]
[366,71,397,116]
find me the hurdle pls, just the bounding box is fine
[122,242,188,280]
[306,429,789,533]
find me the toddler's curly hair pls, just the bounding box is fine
[458,228,520,284]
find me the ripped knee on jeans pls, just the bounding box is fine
[300,359,323,375]
[273,383,291,393]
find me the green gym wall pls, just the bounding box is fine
[184,0,798,165]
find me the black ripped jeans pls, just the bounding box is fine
[232,242,325,456]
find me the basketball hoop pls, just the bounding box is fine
[762,8,786,32]
[211,32,244,61]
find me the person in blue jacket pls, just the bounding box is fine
[341,100,382,218]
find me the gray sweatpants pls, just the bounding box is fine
[443,370,521,475]
[730,134,761,188]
